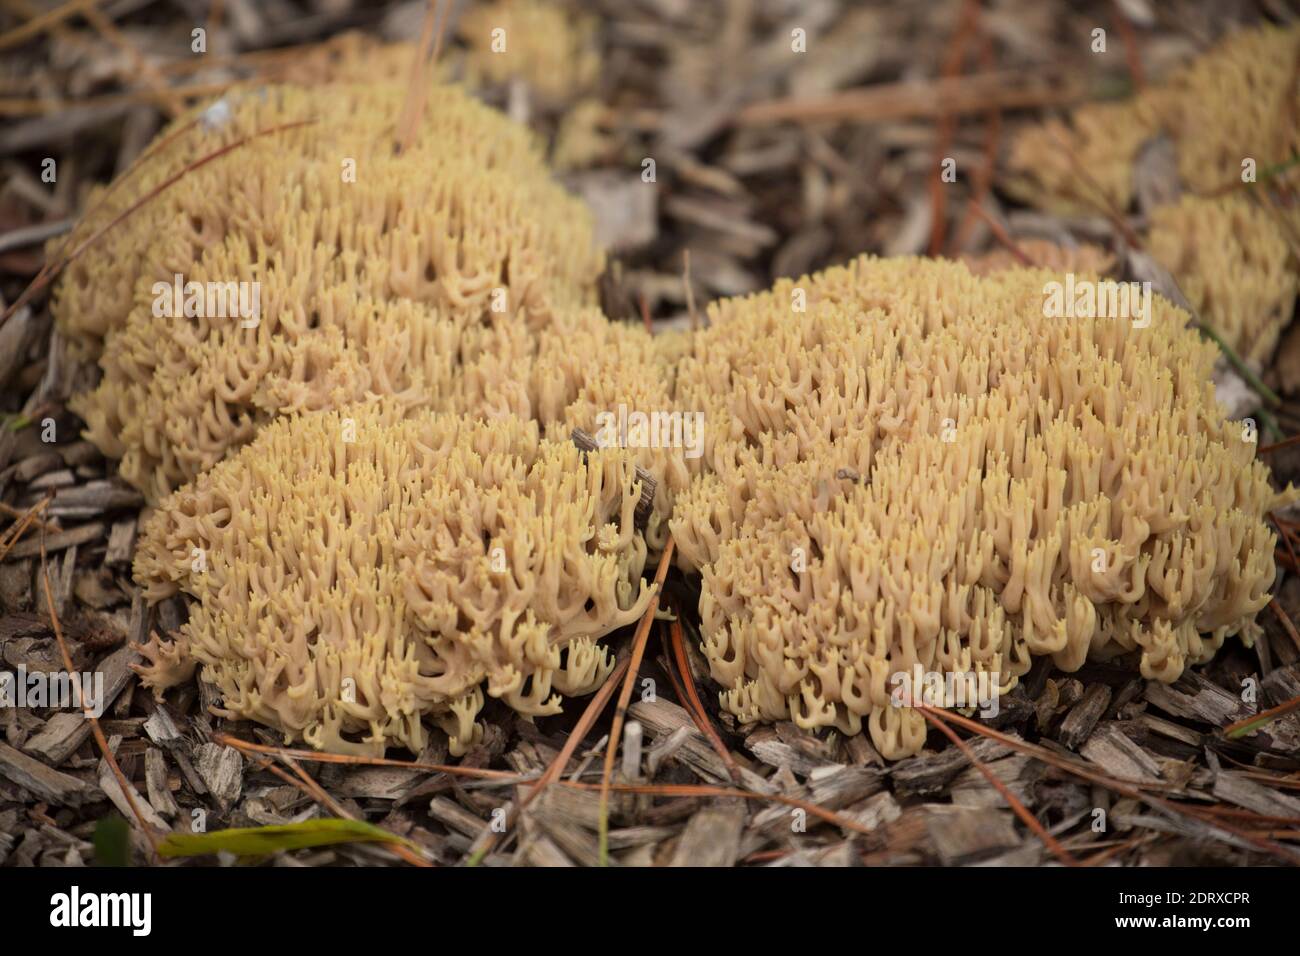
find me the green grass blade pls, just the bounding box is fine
[157,818,413,858]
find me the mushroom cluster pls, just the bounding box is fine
[446,307,695,554]
[133,402,652,755]
[1147,195,1298,365]
[669,256,1288,758]
[56,32,1294,762]
[1006,23,1300,363]
[54,79,603,502]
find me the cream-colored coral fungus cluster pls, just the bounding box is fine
[447,308,695,554]
[62,28,1295,765]
[668,256,1287,759]
[1006,23,1300,362]
[133,402,652,755]
[53,78,603,502]
[1147,195,1298,364]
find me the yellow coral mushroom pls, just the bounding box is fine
[1005,101,1152,217]
[133,401,653,756]
[1006,23,1300,362]
[54,79,603,502]
[447,308,696,554]
[458,0,600,103]
[1008,25,1300,215]
[1147,195,1298,365]
[670,256,1287,759]
[1142,25,1300,194]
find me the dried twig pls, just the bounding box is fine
[41,537,161,858]
[667,615,742,782]
[598,538,676,864]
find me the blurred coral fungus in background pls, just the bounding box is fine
[0,0,1299,874]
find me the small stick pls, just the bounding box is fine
[598,538,676,865]
[682,250,699,331]
[42,539,161,859]
[620,722,643,780]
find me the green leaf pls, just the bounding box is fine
[156,818,414,859]
[93,813,132,866]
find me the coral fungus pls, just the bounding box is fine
[133,402,653,756]
[54,79,602,502]
[1147,195,1298,365]
[669,256,1287,759]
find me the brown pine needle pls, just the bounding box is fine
[658,629,693,706]
[598,537,676,864]
[920,706,1300,864]
[460,655,630,866]
[239,751,432,867]
[965,200,1034,266]
[1108,0,1145,91]
[41,539,161,859]
[394,0,450,156]
[667,615,742,782]
[1272,515,1300,579]
[210,732,522,781]
[0,498,58,533]
[0,495,52,562]
[952,33,1002,251]
[1223,692,1300,739]
[0,0,95,52]
[280,755,432,867]
[639,290,653,335]
[80,2,183,117]
[928,0,981,256]
[1270,598,1300,655]
[1259,433,1300,454]
[567,779,879,838]
[1045,124,1144,249]
[915,703,1079,865]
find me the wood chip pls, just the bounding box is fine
[0,740,101,807]
[48,481,143,519]
[1145,672,1250,726]
[629,698,731,783]
[925,805,1022,865]
[22,643,140,766]
[1057,682,1113,750]
[571,170,657,252]
[144,747,180,820]
[669,799,745,866]
[6,521,104,560]
[807,765,884,809]
[891,736,1013,796]
[428,796,487,838]
[98,752,167,830]
[1080,722,1163,783]
[104,519,139,566]
[1211,771,1300,818]
[193,742,243,809]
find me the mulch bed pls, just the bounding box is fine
[2,0,1299,867]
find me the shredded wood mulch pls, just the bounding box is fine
[3,0,1300,867]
